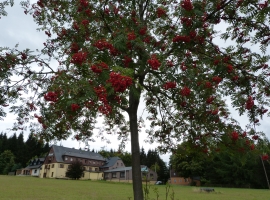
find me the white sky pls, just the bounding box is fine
[0,2,269,165]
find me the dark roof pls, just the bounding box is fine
[51,145,105,162]
[104,167,132,172]
[25,157,45,169]
[100,157,121,168]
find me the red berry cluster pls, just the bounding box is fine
[156,7,166,18]
[166,60,174,67]
[172,35,191,43]
[189,30,197,38]
[127,32,136,40]
[262,154,269,160]
[180,86,191,96]
[71,103,80,111]
[211,109,219,115]
[246,96,254,110]
[79,0,89,7]
[181,17,192,26]
[231,131,239,141]
[250,143,255,150]
[163,82,176,90]
[94,86,112,115]
[139,27,147,35]
[93,39,118,56]
[227,64,233,73]
[181,0,193,11]
[90,62,109,74]
[21,53,27,60]
[147,55,161,70]
[206,96,215,104]
[71,51,87,65]
[252,135,259,140]
[34,113,43,124]
[81,19,89,26]
[123,56,132,67]
[107,72,132,92]
[212,76,222,84]
[28,102,37,111]
[93,39,112,50]
[70,43,80,53]
[205,81,212,89]
[37,0,44,8]
[44,91,58,102]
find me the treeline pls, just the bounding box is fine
[0,132,50,174]
[171,138,270,189]
[98,147,170,183]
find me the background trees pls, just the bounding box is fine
[0,150,15,175]
[171,137,270,188]
[0,132,50,168]
[1,1,270,199]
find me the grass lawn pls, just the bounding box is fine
[0,176,269,200]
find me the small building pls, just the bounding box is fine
[17,158,44,177]
[170,169,200,186]
[104,165,158,183]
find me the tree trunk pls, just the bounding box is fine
[128,91,144,200]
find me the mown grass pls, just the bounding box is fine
[0,175,269,200]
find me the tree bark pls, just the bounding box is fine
[128,90,144,200]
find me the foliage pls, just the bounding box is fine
[1,0,270,199]
[0,150,15,174]
[65,161,84,180]
[171,137,270,188]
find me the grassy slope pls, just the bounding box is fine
[0,176,269,200]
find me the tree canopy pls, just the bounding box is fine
[1,0,270,199]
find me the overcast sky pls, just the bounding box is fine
[0,2,269,164]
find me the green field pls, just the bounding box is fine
[0,176,269,200]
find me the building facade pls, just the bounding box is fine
[39,145,105,180]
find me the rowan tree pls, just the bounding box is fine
[1,0,270,199]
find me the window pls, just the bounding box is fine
[95,168,98,172]
[83,167,86,171]
[52,164,54,168]
[112,172,116,178]
[150,173,153,177]
[71,158,73,161]
[60,164,64,168]
[65,157,68,161]
[51,172,54,177]
[48,165,50,169]
[93,162,95,164]
[120,172,125,178]
[85,160,87,163]
[34,169,37,173]
[174,179,176,183]
[82,173,84,177]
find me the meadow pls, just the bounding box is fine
[0,176,269,200]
